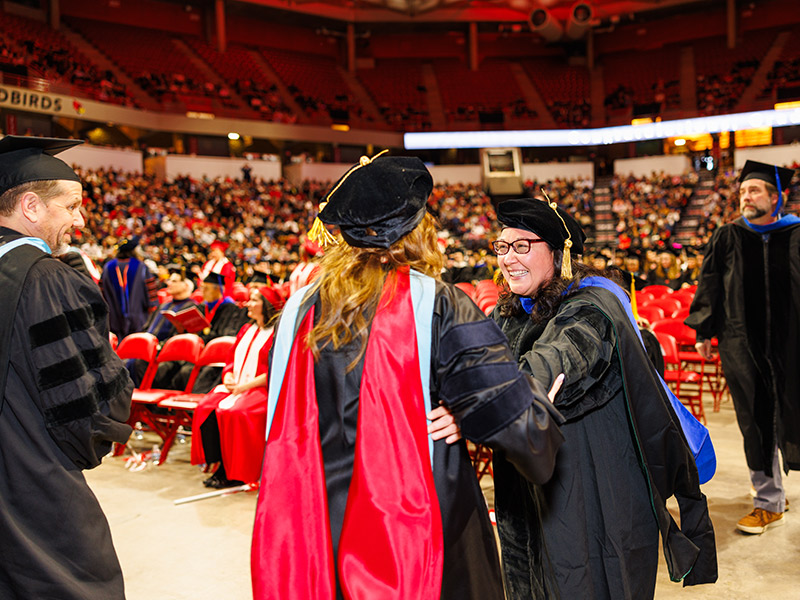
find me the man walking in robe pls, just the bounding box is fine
[687,159,800,534]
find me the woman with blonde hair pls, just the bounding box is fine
[250,154,563,600]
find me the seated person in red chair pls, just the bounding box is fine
[191,286,283,489]
[153,272,249,393]
[126,266,198,386]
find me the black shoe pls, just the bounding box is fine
[207,477,244,490]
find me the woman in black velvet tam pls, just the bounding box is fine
[490,197,718,600]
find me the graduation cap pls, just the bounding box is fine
[203,272,225,287]
[496,197,586,279]
[167,264,189,280]
[312,150,433,249]
[258,285,285,312]
[116,235,140,254]
[248,271,269,285]
[739,160,796,216]
[0,136,83,196]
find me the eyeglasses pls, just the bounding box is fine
[491,238,549,255]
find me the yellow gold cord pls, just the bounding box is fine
[540,188,573,279]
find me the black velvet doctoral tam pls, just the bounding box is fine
[318,155,432,249]
[497,197,586,254]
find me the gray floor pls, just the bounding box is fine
[86,397,800,600]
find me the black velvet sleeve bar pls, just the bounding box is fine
[432,282,563,485]
[516,300,621,423]
[13,258,133,469]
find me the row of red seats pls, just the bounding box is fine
[636,285,726,424]
[113,332,236,464]
[454,279,500,315]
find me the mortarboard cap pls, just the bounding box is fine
[167,264,189,279]
[258,286,285,312]
[0,136,83,196]
[117,236,140,253]
[248,271,269,285]
[315,151,433,249]
[739,160,796,216]
[203,272,224,287]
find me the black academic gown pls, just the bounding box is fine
[271,279,564,600]
[493,286,717,600]
[686,217,800,474]
[0,232,133,600]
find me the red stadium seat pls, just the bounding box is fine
[454,281,476,300]
[654,331,706,424]
[115,332,159,365]
[651,318,725,412]
[647,297,683,318]
[155,336,237,465]
[671,289,695,307]
[636,305,665,324]
[642,285,672,298]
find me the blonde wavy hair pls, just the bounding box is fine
[306,212,444,371]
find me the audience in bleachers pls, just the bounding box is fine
[0,22,136,107]
[0,10,794,132]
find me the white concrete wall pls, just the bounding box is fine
[163,155,282,181]
[284,161,594,188]
[59,144,143,173]
[429,164,482,185]
[522,162,594,183]
[283,162,350,187]
[733,144,800,169]
[614,154,691,178]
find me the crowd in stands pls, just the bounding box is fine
[232,79,296,123]
[764,56,800,99]
[0,37,135,106]
[609,172,698,251]
[71,168,721,301]
[549,99,590,128]
[286,85,375,126]
[696,57,760,115]
[2,10,796,133]
[134,71,235,108]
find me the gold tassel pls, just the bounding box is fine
[560,239,573,279]
[541,188,574,281]
[630,273,640,322]
[307,201,338,249]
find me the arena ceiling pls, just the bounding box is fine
[231,0,714,23]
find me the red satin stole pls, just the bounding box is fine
[251,268,443,600]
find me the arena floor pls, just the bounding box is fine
[85,396,800,600]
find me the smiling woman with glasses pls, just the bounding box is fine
[489,197,717,600]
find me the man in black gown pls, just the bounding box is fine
[0,136,133,599]
[687,160,800,534]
